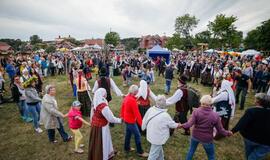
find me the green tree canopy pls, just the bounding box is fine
[244,19,270,50]
[175,14,199,38]
[208,14,242,48]
[104,31,120,47]
[30,35,42,45]
[121,38,139,51]
[165,33,184,50]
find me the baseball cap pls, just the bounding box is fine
[72,100,81,107]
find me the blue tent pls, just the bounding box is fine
[147,45,171,64]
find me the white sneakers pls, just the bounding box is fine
[35,128,43,133]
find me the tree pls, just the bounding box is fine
[165,33,184,50]
[244,19,270,50]
[208,14,242,48]
[121,38,139,51]
[175,14,199,38]
[45,45,56,53]
[0,38,23,51]
[194,31,211,44]
[30,35,42,45]
[104,31,120,47]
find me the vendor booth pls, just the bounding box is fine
[147,45,171,64]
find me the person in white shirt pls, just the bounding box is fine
[142,95,181,160]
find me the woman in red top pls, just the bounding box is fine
[67,101,90,154]
[88,88,122,160]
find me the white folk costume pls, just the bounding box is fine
[212,80,235,139]
[92,67,123,102]
[166,76,190,135]
[88,88,121,160]
[136,80,157,118]
[201,64,214,85]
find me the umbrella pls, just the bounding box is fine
[241,49,260,56]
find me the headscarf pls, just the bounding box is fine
[93,88,108,109]
[136,80,148,100]
[218,80,236,118]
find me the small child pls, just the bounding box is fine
[67,100,90,154]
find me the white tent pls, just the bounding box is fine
[241,49,261,56]
[204,49,218,53]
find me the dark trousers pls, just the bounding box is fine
[235,86,248,110]
[257,81,267,93]
[47,117,69,142]
[124,123,143,154]
[172,111,190,135]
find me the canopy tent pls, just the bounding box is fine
[204,49,218,53]
[147,45,171,63]
[241,49,261,56]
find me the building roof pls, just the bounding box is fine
[0,42,13,51]
[83,39,104,46]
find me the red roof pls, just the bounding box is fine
[83,39,104,46]
[0,42,13,51]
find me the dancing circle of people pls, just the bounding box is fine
[1,52,270,160]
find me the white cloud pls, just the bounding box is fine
[0,0,269,40]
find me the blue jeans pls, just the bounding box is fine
[244,138,270,160]
[18,100,32,120]
[27,103,41,129]
[165,79,172,93]
[124,123,143,154]
[73,84,77,97]
[47,117,70,142]
[186,137,215,160]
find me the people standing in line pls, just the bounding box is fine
[231,93,270,160]
[181,95,232,160]
[234,69,252,110]
[40,85,72,142]
[120,85,149,158]
[142,95,181,160]
[88,88,122,160]
[67,100,90,153]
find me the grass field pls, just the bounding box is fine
[0,73,268,160]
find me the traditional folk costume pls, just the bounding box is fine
[201,64,214,86]
[76,71,91,117]
[92,67,123,127]
[190,60,201,84]
[92,67,123,101]
[136,80,157,118]
[184,61,192,81]
[166,76,190,135]
[88,88,122,160]
[212,80,236,139]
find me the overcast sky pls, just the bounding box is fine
[0,0,269,41]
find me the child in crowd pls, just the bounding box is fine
[67,100,90,154]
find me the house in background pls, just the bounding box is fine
[0,42,14,55]
[139,35,168,49]
[82,39,105,48]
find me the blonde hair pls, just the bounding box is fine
[200,95,212,106]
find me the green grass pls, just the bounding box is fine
[0,74,268,160]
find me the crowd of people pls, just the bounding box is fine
[0,50,270,160]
